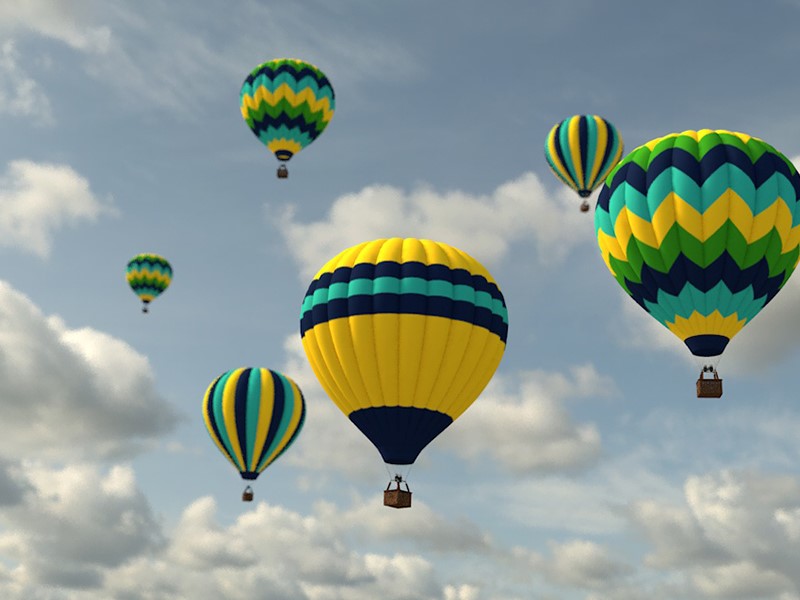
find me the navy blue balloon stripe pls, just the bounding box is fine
[300,293,508,343]
[247,112,328,138]
[349,406,453,465]
[578,116,589,187]
[257,370,285,471]
[233,370,252,469]
[598,146,800,212]
[245,64,333,93]
[315,262,505,303]
[205,377,226,461]
[623,252,785,309]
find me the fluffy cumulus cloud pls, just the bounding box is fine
[0,41,52,122]
[279,173,592,279]
[437,364,612,473]
[628,469,800,599]
[0,160,114,257]
[0,463,162,592]
[0,462,502,600]
[513,539,633,593]
[0,281,178,460]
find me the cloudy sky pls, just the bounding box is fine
[1,1,800,598]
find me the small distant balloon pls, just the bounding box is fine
[126,253,172,313]
[240,58,335,179]
[202,368,306,501]
[545,114,624,212]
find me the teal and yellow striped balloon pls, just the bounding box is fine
[300,238,508,466]
[240,58,335,178]
[595,129,800,361]
[126,253,172,313]
[202,368,305,497]
[545,115,624,211]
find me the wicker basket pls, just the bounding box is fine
[384,480,412,509]
[696,371,722,398]
[242,486,254,502]
[277,165,288,179]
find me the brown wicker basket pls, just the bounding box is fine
[697,371,722,398]
[384,480,412,509]
[277,165,288,178]
[242,485,254,502]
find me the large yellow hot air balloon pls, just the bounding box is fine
[300,238,508,507]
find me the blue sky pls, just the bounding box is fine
[2,1,800,598]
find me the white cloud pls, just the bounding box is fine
[628,469,800,599]
[437,365,611,473]
[279,173,592,280]
[0,462,162,591]
[0,281,179,460]
[523,539,633,591]
[0,41,52,122]
[0,160,114,257]
[0,0,111,53]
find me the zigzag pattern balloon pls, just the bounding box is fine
[126,253,172,313]
[595,130,800,357]
[240,58,335,163]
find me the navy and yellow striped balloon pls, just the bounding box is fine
[545,115,624,210]
[202,368,305,484]
[240,58,335,176]
[126,253,172,313]
[595,129,800,360]
[300,238,508,465]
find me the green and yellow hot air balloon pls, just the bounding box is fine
[202,368,306,501]
[595,129,800,397]
[240,58,335,179]
[126,253,172,313]
[300,238,508,507]
[545,114,624,212]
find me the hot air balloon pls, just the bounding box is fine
[300,238,508,507]
[240,58,335,179]
[202,368,306,501]
[545,114,624,212]
[595,129,800,397]
[126,254,172,313]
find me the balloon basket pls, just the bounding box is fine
[277,165,288,179]
[242,485,254,502]
[580,201,590,212]
[384,477,412,509]
[697,370,722,398]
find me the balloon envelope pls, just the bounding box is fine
[595,129,800,358]
[545,114,624,200]
[240,58,335,164]
[126,253,172,309]
[202,368,305,480]
[300,238,508,465]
